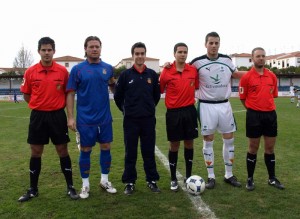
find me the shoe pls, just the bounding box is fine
[268,177,285,190]
[170,180,179,192]
[147,181,161,193]
[246,177,255,191]
[18,188,38,202]
[67,186,79,200]
[224,175,241,187]
[79,186,90,199]
[206,178,216,189]
[124,183,135,195]
[100,181,117,194]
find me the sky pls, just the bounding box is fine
[0,0,299,68]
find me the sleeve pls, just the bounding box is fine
[273,75,278,98]
[114,71,125,112]
[159,69,167,94]
[20,69,31,94]
[193,66,199,89]
[239,74,248,100]
[66,66,78,92]
[153,72,161,106]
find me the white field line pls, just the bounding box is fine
[155,146,217,219]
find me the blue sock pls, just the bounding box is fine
[79,150,92,178]
[100,150,111,174]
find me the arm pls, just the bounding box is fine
[23,93,30,103]
[108,76,116,94]
[240,99,247,109]
[66,91,76,131]
[232,70,247,79]
[114,73,125,112]
[153,73,161,105]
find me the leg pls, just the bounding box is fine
[203,135,216,189]
[122,117,139,184]
[183,140,194,179]
[18,144,43,202]
[169,141,180,181]
[99,142,117,194]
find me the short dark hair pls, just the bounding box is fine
[174,42,188,53]
[38,37,55,51]
[84,36,102,57]
[251,47,265,56]
[131,42,146,55]
[205,32,220,44]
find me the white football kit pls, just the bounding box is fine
[191,54,237,135]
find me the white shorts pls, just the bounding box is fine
[198,101,237,135]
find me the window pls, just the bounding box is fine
[297,58,300,63]
[65,62,69,67]
[249,58,252,63]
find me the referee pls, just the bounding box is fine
[239,47,284,191]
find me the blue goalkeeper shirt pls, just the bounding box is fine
[67,60,113,126]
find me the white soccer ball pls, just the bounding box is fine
[186,175,205,195]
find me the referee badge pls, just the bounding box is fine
[270,88,273,94]
[103,69,107,74]
[190,81,194,86]
[147,78,152,84]
[239,87,244,94]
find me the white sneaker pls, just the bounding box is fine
[79,186,90,199]
[100,181,117,194]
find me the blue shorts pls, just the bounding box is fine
[77,123,113,147]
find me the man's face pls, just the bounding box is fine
[85,40,101,59]
[205,37,220,58]
[38,44,55,64]
[252,49,266,68]
[174,46,188,64]
[133,47,146,66]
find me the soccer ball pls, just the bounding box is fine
[186,175,205,195]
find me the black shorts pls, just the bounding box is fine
[27,109,70,145]
[166,105,198,142]
[246,109,277,138]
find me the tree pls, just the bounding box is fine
[113,65,127,78]
[13,45,34,74]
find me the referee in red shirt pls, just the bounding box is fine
[18,37,79,202]
[160,43,199,191]
[239,47,284,191]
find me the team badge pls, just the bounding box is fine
[239,87,244,94]
[270,88,273,94]
[56,84,61,90]
[190,81,194,86]
[103,69,107,74]
[147,78,152,84]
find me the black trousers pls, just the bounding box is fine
[122,116,160,183]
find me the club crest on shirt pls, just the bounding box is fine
[190,81,194,86]
[103,69,107,74]
[270,88,273,94]
[239,87,244,94]
[56,83,61,90]
[147,78,152,84]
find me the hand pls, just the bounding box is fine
[67,118,76,131]
[163,62,171,69]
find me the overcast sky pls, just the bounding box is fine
[0,0,299,67]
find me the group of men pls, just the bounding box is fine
[18,32,284,203]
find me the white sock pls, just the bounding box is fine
[203,140,215,179]
[223,138,234,179]
[82,178,90,188]
[101,174,108,183]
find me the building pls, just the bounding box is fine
[115,57,160,73]
[266,51,300,69]
[230,53,252,68]
[53,55,84,72]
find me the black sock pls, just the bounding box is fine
[60,155,73,188]
[264,153,275,179]
[184,148,194,179]
[168,151,178,181]
[246,152,257,178]
[30,157,41,190]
